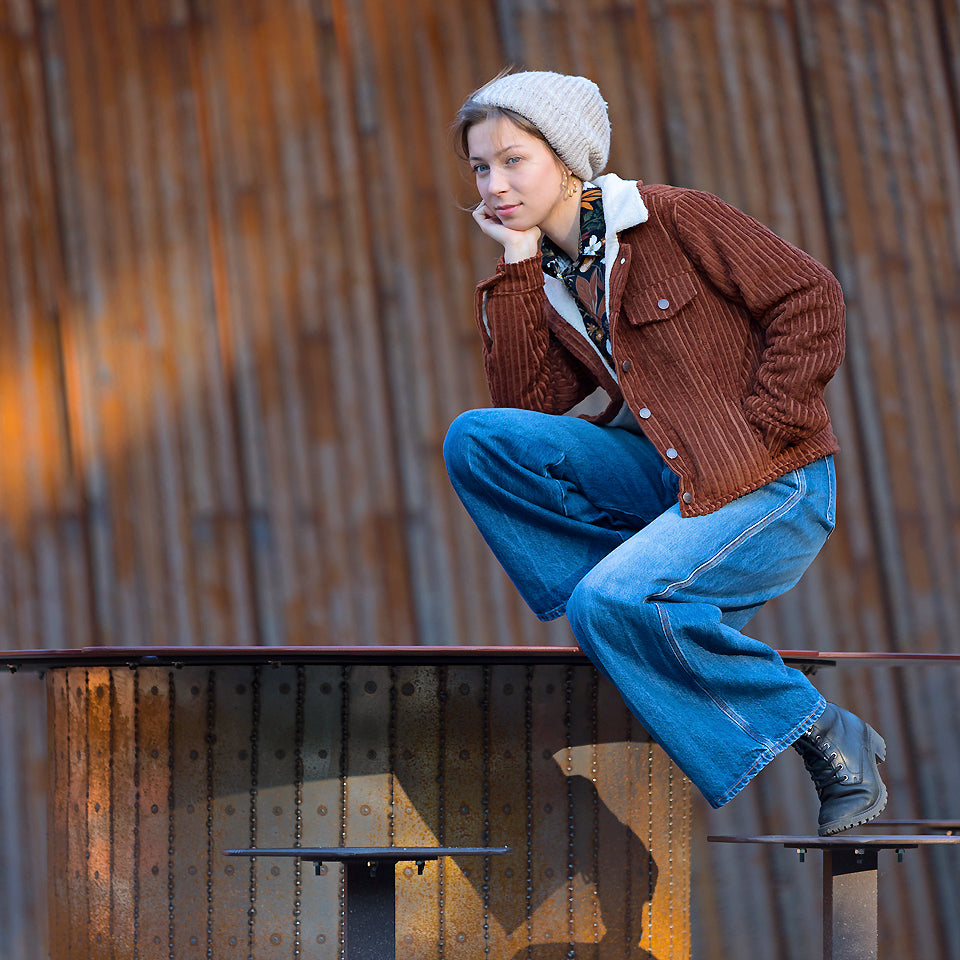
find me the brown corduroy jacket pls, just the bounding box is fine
[473,179,845,517]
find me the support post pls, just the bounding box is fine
[344,858,397,960]
[821,846,878,960]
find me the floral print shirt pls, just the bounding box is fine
[541,186,612,367]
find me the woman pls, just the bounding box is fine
[443,69,887,835]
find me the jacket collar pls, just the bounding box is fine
[592,173,648,235]
[541,174,648,380]
[593,174,646,323]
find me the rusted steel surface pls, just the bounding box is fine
[42,660,689,959]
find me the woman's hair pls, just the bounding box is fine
[452,101,555,165]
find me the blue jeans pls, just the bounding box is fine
[443,408,835,807]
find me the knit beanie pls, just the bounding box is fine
[469,71,610,182]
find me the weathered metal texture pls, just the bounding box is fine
[45,662,690,959]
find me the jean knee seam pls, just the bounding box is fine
[648,469,807,602]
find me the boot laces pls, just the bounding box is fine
[796,733,849,797]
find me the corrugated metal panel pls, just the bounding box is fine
[1,0,958,957]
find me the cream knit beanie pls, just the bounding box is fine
[469,71,610,181]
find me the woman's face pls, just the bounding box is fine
[467,116,568,235]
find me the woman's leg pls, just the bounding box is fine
[443,407,676,620]
[446,411,884,828]
[566,456,838,807]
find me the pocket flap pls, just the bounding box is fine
[625,271,699,325]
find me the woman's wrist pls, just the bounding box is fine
[503,238,541,263]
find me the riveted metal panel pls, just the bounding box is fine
[300,664,347,956]
[44,661,691,959]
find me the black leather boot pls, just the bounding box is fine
[793,702,888,836]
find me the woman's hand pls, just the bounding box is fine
[472,202,541,263]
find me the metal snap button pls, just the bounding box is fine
[638,407,651,419]
[665,447,678,459]
[657,298,670,310]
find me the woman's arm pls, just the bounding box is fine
[474,255,597,413]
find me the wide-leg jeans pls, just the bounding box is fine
[443,407,835,807]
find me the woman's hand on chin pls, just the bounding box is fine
[472,202,541,263]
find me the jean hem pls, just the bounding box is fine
[535,600,568,622]
[707,694,826,809]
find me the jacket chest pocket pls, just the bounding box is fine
[622,271,699,326]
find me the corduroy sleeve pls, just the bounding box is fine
[474,254,596,413]
[671,191,846,456]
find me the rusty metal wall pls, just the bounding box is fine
[1,0,959,958]
[44,661,688,959]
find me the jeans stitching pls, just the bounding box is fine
[647,468,807,602]
[654,601,778,751]
[647,468,809,752]
[825,457,836,528]
[713,696,826,807]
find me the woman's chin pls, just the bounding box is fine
[501,213,539,233]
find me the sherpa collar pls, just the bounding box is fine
[592,173,649,235]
